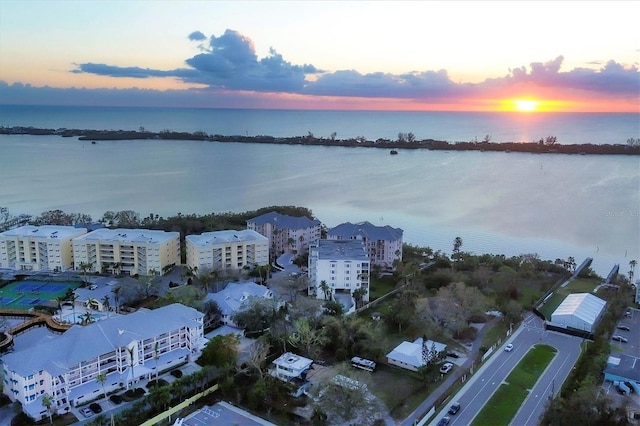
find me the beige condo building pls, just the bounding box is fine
[0,225,87,271]
[186,229,269,272]
[72,228,180,276]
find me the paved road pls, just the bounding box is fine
[429,314,582,426]
[400,316,501,426]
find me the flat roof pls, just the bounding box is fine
[0,225,87,240]
[186,229,267,247]
[180,402,276,426]
[314,239,368,261]
[73,228,179,244]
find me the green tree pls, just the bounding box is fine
[352,287,367,309]
[41,394,54,424]
[96,372,107,400]
[101,295,110,317]
[154,342,160,381]
[452,236,463,268]
[319,279,331,300]
[198,334,239,368]
[231,297,280,335]
[288,318,328,359]
[112,286,122,314]
[127,346,135,389]
[78,261,93,285]
[202,300,223,330]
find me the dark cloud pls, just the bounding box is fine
[72,63,197,79]
[500,56,639,95]
[56,29,640,105]
[188,31,206,41]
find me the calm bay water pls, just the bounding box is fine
[0,106,639,277]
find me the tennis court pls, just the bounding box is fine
[0,279,82,309]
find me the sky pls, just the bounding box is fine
[0,1,638,112]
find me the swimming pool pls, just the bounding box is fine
[61,312,106,324]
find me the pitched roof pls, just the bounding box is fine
[328,221,403,241]
[552,292,606,325]
[386,338,447,368]
[247,211,320,230]
[1,304,202,377]
[204,281,273,317]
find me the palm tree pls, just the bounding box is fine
[96,372,107,400]
[101,295,110,318]
[69,292,79,324]
[78,261,93,285]
[41,394,54,424]
[452,236,463,269]
[112,286,121,314]
[127,346,135,389]
[352,287,367,309]
[154,342,160,381]
[629,259,637,283]
[320,280,331,300]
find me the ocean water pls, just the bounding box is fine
[1,104,638,144]
[0,106,639,277]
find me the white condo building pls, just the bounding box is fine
[0,225,87,271]
[247,211,321,258]
[327,221,403,268]
[185,230,269,272]
[0,303,205,421]
[72,228,180,276]
[308,239,370,303]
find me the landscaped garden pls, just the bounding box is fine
[471,344,557,426]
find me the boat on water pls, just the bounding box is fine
[390,150,398,155]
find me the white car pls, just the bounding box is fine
[439,362,454,374]
[504,343,514,352]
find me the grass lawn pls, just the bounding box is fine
[369,275,397,300]
[481,319,509,349]
[538,292,567,320]
[472,344,557,426]
[565,277,600,293]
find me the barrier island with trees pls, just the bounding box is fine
[2,126,639,155]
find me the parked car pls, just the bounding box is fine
[439,362,454,374]
[437,415,451,426]
[446,351,460,358]
[448,402,461,415]
[504,343,514,352]
[80,407,93,418]
[624,310,632,317]
[617,325,631,331]
[170,369,183,378]
[89,402,102,414]
[612,335,628,343]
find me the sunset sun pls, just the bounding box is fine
[514,99,539,112]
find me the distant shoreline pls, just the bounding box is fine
[1,126,639,155]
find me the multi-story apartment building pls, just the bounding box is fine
[185,230,269,272]
[0,225,87,271]
[72,228,180,276]
[327,221,403,268]
[247,211,321,259]
[0,303,205,421]
[308,239,370,303]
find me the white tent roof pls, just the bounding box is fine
[552,292,606,325]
